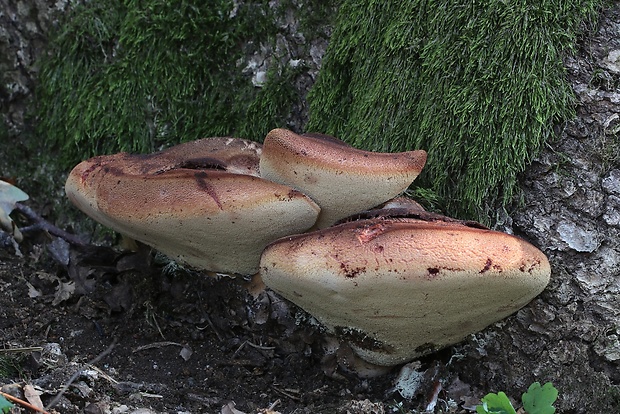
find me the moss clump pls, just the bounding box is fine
[307,0,601,223]
[36,0,327,166]
[238,62,306,138]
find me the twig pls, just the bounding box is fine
[45,338,117,410]
[196,313,224,342]
[0,390,50,414]
[231,341,247,359]
[258,399,281,413]
[132,341,183,353]
[136,392,163,399]
[271,386,301,401]
[232,340,275,359]
[143,301,166,340]
[0,346,44,353]
[87,364,119,385]
[244,341,275,351]
[14,203,87,246]
[266,399,281,411]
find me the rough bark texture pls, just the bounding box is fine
[0,0,67,134]
[454,6,620,412]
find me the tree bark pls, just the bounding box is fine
[455,6,620,412]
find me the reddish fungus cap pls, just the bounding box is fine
[259,216,551,366]
[259,129,427,228]
[65,138,320,275]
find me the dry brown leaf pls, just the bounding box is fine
[52,281,75,306]
[23,384,44,410]
[221,401,246,414]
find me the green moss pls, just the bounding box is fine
[35,0,601,223]
[35,0,327,166]
[307,0,601,223]
[238,63,306,138]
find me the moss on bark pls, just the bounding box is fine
[33,0,602,224]
[306,0,601,223]
[35,0,331,166]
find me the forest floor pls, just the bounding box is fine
[1,3,617,414]
[0,226,474,414]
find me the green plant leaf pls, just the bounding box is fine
[0,180,28,213]
[476,391,517,414]
[0,180,29,236]
[0,395,14,413]
[522,382,558,414]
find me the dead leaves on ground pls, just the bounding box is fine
[25,243,150,314]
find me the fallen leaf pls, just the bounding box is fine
[53,281,76,306]
[179,345,193,361]
[103,279,133,312]
[0,180,28,241]
[23,384,44,410]
[221,401,247,414]
[392,361,424,399]
[26,281,42,298]
[48,237,71,267]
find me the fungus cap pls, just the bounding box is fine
[65,138,320,275]
[259,216,551,366]
[259,129,427,228]
[108,137,263,177]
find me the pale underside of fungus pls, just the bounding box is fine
[259,213,551,367]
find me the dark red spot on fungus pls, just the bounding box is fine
[340,263,365,278]
[480,258,493,273]
[194,171,223,210]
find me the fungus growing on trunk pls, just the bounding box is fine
[65,137,320,275]
[65,133,551,371]
[259,128,427,228]
[259,210,551,367]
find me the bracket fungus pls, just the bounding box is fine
[65,137,320,275]
[259,128,427,228]
[65,131,552,372]
[259,210,551,367]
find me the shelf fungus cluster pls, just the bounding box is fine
[66,128,551,371]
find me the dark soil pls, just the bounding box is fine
[0,232,467,414]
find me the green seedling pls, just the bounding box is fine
[522,382,558,414]
[477,391,516,414]
[0,395,13,413]
[477,382,558,414]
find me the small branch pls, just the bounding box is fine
[0,390,50,414]
[14,203,87,246]
[132,341,183,353]
[271,386,301,401]
[245,341,275,351]
[195,313,224,342]
[266,399,281,411]
[0,346,44,354]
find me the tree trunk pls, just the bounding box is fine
[456,6,620,412]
